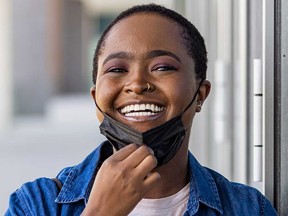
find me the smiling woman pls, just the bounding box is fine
[5,3,277,216]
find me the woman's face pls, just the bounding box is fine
[92,13,209,132]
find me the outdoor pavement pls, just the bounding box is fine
[0,95,105,214]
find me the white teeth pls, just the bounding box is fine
[125,111,157,117]
[134,104,140,111]
[140,104,146,110]
[120,103,164,115]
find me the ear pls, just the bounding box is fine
[90,86,104,122]
[196,80,211,112]
[90,86,96,103]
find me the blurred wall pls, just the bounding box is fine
[0,0,13,132]
[11,0,91,116]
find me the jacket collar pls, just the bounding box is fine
[55,143,223,215]
[186,152,223,215]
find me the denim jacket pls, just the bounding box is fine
[6,141,278,216]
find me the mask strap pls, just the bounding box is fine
[94,100,104,114]
[182,79,204,114]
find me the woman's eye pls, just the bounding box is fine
[153,65,177,71]
[107,68,127,73]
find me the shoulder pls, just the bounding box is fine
[5,178,60,216]
[6,142,112,215]
[205,167,277,215]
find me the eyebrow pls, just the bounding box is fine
[102,50,181,65]
[102,52,133,65]
[147,50,181,63]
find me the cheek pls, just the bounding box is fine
[95,77,121,112]
[162,76,195,109]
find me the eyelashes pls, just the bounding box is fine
[105,65,178,74]
[152,65,178,72]
[106,67,128,73]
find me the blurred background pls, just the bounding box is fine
[1,0,287,214]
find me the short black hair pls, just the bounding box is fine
[92,3,207,84]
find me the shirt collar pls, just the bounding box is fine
[55,141,112,204]
[186,152,223,215]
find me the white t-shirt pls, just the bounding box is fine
[129,183,190,216]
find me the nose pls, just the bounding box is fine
[124,69,153,94]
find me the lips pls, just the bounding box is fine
[119,103,165,117]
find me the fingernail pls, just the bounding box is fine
[148,147,154,155]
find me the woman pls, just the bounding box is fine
[6,4,277,216]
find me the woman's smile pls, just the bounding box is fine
[118,102,165,122]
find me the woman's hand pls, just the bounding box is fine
[81,144,161,216]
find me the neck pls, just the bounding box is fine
[143,135,190,199]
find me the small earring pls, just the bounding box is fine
[197,101,202,112]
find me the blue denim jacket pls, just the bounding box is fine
[6,141,278,215]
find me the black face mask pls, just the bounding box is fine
[97,81,203,167]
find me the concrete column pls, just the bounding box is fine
[274,0,288,213]
[232,0,248,184]
[60,0,87,93]
[185,0,214,168]
[47,0,63,95]
[0,0,13,131]
[12,0,52,115]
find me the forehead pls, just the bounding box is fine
[101,13,187,56]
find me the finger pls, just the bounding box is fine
[125,145,154,167]
[142,171,161,193]
[134,154,158,178]
[112,143,139,161]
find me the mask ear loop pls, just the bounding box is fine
[94,100,105,114]
[182,79,204,114]
[181,79,204,137]
[94,100,115,121]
